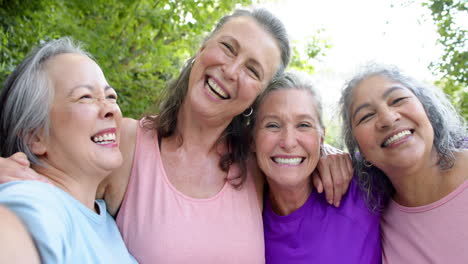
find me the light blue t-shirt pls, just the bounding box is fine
[0,181,137,264]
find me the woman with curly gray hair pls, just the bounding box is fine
[339,64,467,263]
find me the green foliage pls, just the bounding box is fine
[290,29,332,75]
[422,0,467,120]
[324,118,344,150]
[0,0,253,118]
[423,0,467,84]
[435,76,468,119]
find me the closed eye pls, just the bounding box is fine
[265,123,280,129]
[391,97,408,105]
[358,113,374,124]
[298,122,312,128]
[247,66,260,79]
[222,42,235,54]
[107,94,118,101]
[79,94,92,100]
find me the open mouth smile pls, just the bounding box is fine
[271,157,305,165]
[91,128,117,145]
[381,129,414,147]
[206,77,230,100]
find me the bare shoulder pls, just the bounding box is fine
[98,117,139,216]
[0,206,40,263]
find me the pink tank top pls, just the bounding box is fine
[381,179,468,263]
[116,123,265,263]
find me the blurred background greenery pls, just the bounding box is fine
[0,0,465,146]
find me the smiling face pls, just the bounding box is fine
[32,53,123,177]
[350,74,435,175]
[254,89,324,190]
[186,16,281,123]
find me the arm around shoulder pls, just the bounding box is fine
[98,117,139,216]
[0,206,40,264]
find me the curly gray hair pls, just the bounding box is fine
[339,63,467,211]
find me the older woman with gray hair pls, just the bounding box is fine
[339,64,467,263]
[252,71,381,264]
[0,38,136,263]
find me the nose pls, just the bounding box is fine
[222,59,241,81]
[98,98,120,120]
[279,127,298,151]
[376,107,400,130]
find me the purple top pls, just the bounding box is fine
[263,179,381,264]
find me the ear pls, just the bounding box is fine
[28,131,47,156]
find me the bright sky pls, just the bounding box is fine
[254,0,444,118]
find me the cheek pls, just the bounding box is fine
[254,130,277,156]
[239,79,263,103]
[304,134,322,157]
[197,45,224,67]
[352,127,375,155]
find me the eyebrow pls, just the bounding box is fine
[352,86,403,119]
[260,113,316,122]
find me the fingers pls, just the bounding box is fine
[343,153,353,194]
[312,170,323,194]
[331,155,352,207]
[0,153,45,184]
[9,152,30,167]
[317,146,355,207]
[317,157,334,205]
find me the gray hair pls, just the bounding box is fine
[0,37,90,165]
[251,70,324,135]
[204,8,291,78]
[339,63,467,211]
[145,8,291,187]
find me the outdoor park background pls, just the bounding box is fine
[1,0,466,148]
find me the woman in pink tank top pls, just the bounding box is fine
[339,64,468,263]
[108,8,350,263]
[104,8,290,263]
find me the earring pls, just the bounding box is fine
[243,107,253,117]
[363,158,373,168]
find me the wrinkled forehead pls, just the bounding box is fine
[214,16,282,77]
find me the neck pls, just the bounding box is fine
[388,150,468,207]
[32,164,101,212]
[268,178,312,216]
[174,102,232,154]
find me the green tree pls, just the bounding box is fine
[423,0,467,119]
[290,29,332,75]
[0,0,254,118]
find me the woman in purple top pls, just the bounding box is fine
[250,71,381,264]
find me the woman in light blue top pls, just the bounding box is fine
[0,38,137,264]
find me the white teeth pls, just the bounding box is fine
[273,157,303,165]
[383,130,411,147]
[92,133,116,144]
[207,78,228,99]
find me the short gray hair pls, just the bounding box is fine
[205,8,291,78]
[0,37,90,165]
[251,70,324,134]
[339,63,467,211]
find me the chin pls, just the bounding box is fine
[100,155,123,171]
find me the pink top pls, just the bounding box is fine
[381,179,468,264]
[116,122,265,264]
